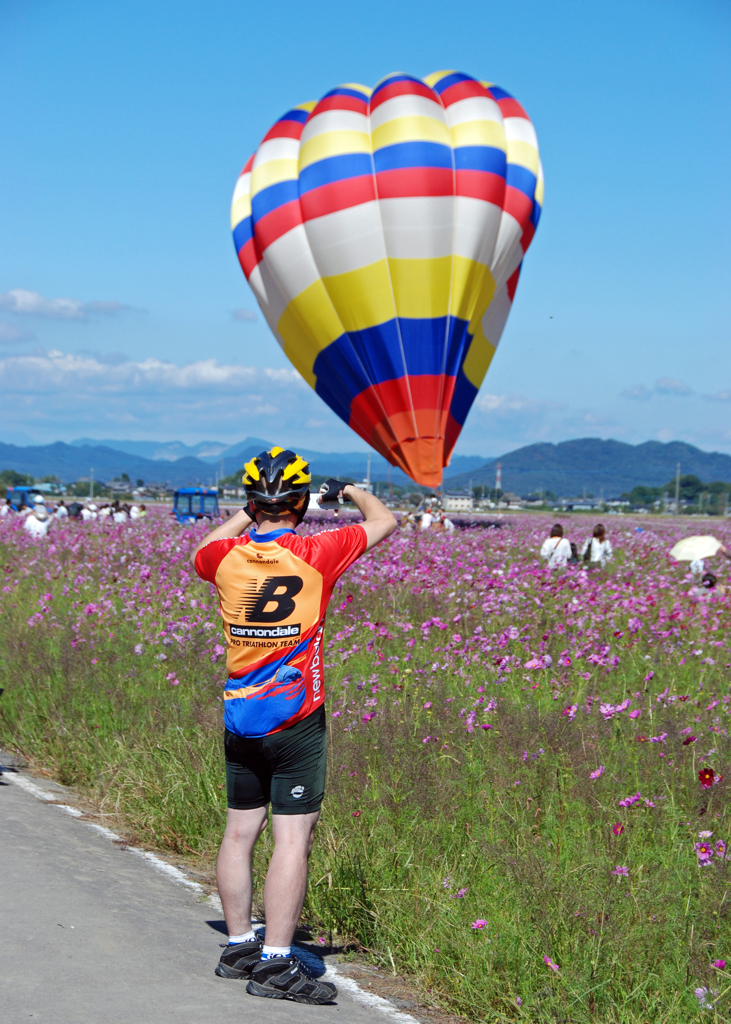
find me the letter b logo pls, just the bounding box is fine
[246,576,303,622]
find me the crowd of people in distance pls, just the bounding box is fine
[400,506,456,533]
[540,521,613,570]
[0,495,147,539]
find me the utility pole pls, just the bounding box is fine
[495,461,502,503]
[89,468,94,501]
[674,462,680,515]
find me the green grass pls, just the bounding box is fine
[1,522,730,1022]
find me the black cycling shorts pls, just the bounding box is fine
[224,705,327,815]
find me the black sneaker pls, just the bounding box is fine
[215,937,264,979]
[246,955,338,1004]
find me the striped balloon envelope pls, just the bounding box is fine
[231,71,543,487]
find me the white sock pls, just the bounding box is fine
[228,930,256,944]
[261,944,291,959]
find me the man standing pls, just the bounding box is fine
[192,446,396,1004]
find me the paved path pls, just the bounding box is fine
[0,763,398,1024]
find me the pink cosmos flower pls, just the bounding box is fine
[589,766,605,779]
[629,710,641,719]
[612,865,629,876]
[612,822,624,836]
[471,919,487,930]
[543,955,559,971]
[694,842,714,864]
[712,960,726,969]
[715,840,727,859]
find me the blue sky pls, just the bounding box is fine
[1,0,729,456]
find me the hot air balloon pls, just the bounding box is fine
[231,71,543,487]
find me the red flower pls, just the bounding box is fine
[699,767,715,789]
[683,736,697,745]
[636,734,647,743]
[352,810,362,817]
[613,822,624,836]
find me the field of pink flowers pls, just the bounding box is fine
[1,508,730,1022]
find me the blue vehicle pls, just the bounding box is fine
[6,486,42,512]
[173,487,220,524]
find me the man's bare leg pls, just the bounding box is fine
[262,810,319,947]
[216,805,268,936]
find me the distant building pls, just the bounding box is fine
[443,492,473,512]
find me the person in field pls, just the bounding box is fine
[540,523,572,569]
[191,446,395,1004]
[581,523,613,568]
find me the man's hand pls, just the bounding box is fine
[190,507,253,569]
[341,485,397,551]
[317,479,350,505]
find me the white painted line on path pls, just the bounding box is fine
[5,767,420,1024]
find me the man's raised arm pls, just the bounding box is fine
[320,483,396,550]
[190,508,253,568]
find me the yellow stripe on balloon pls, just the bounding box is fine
[321,260,395,333]
[449,120,506,150]
[250,159,299,197]
[231,194,251,231]
[371,116,451,150]
[387,257,452,319]
[422,70,458,89]
[461,326,496,389]
[449,256,496,322]
[277,280,345,386]
[506,140,540,176]
[340,83,372,96]
[298,131,371,170]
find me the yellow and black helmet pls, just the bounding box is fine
[242,447,312,523]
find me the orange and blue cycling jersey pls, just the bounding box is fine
[194,524,367,738]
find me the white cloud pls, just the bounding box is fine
[621,383,652,400]
[704,389,731,402]
[0,350,304,393]
[0,288,131,320]
[0,347,352,445]
[232,307,257,322]
[655,376,692,396]
[0,321,34,344]
[476,392,562,415]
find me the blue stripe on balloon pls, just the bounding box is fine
[506,163,537,201]
[279,109,310,124]
[430,72,473,94]
[371,74,425,97]
[454,146,507,176]
[321,87,370,102]
[373,141,452,172]
[312,317,471,411]
[448,367,479,427]
[299,153,373,194]
[250,179,300,223]
[232,216,253,253]
[487,86,513,101]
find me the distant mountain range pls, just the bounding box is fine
[1,436,729,495]
[446,439,731,496]
[0,437,485,489]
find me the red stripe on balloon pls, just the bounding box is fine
[439,79,488,107]
[454,170,505,205]
[238,237,260,280]
[242,154,255,174]
[506,266,521,302]
[375,166,453,198]
[262,119,306,143]
[496,98,529,120]
[310,95,369,117]
[300,176,377,221]
[255,199,303,251]
[520,218,535,252]
[369,80,439,111]
[503,185,533,229]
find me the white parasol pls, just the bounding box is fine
[669,536,723,562]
